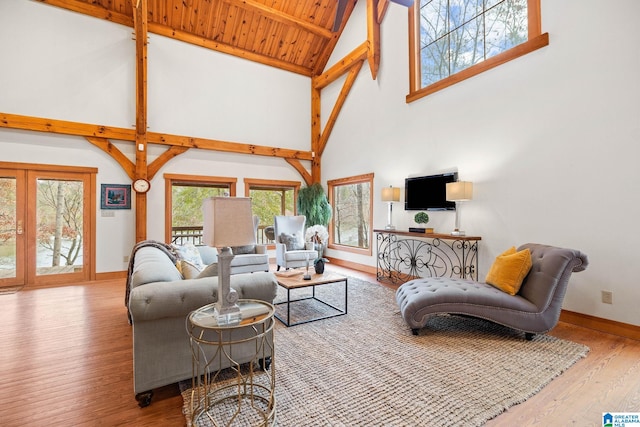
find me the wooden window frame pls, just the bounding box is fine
[163,173,237,244]
[0,161,96,287]
[244,178,301,248]
[407,0,549,103]
[327,173,374,256]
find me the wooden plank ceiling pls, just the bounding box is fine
[40,0,357,76]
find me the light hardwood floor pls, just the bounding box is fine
[1,266,639,426]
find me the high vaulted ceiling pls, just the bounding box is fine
[39,0,358,76]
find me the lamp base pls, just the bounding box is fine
[451,230,466,236]
[214,304,241,326]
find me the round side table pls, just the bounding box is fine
[186,299,276,427]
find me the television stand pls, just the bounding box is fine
[374,229,481,285]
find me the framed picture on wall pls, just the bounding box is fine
[101,184,131,210]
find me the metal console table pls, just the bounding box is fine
[374,229,481,285]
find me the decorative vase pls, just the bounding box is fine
[314,259,325,274]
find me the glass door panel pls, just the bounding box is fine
[35,178,84,276]
[0,170,25,288]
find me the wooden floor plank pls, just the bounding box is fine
[1,266,639,426]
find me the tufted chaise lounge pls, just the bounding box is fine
[396,243,588,339]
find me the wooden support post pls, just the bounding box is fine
[132,0,148,243]
[367,0,381,80]
[311,85,322,184]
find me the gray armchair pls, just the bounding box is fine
[274,215,317,270]
[198,215,269,274]
[396,243,589,339]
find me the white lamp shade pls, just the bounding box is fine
[446,181,473,202]
[202,197,256,247]
[381,186,401,202]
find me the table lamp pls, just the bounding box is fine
[202,196,256,325]
[446,181,473,236]
[382,186,401,230]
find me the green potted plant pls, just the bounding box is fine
[411,212,432,233]
[297,183,332,227]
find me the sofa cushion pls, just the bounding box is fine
[485,247,532,295]
[230,253,269,267]
[131,247,183,288]
[172,243,205,270]
[284,249,318,262]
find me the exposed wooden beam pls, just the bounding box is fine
[0,112,314,161]
[85,137,135,180]
[148,23,314,77]
[285,159,312,186]
[132,0,149,243]
[146,132,313,161]
[35,0,133,27]
[37,0,315,76]
[377,0,390,23]
[227,0,334,39]
[147,146,189,180]
[312,0,357,75]
[0,113,136,140]
[318,60,364,156]
[367,0,381,80]
[310,85,322,184]
[312,42,369,89]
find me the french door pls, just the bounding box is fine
[0,164,95,289]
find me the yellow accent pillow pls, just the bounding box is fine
[485,247,532,295]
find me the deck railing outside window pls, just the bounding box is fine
[171,225,274,246]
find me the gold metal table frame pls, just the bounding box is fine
[186,299,276,427]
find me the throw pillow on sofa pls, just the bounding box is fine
[172,243,205,270]
[196,263,218,279]
[180,260,202,279]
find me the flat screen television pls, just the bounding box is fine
[404,172,458,211]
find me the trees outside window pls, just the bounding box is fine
[164,174,237,245]
[409,0,547,101]
[244,179,300,244]
[36,179,84,270]
[328,173,373,255]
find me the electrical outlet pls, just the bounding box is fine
[601,290,613,304]
[123,255,129,263]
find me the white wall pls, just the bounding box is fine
[322,0,640,326]
[1,0,638,327]
[0,0,310,274]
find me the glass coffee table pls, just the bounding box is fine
[274,271,348,326]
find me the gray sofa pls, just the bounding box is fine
[396,243,588,339]
[127,242,278,407]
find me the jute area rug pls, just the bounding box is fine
[182,277,589,426]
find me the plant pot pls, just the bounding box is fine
[314,259,325,274]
